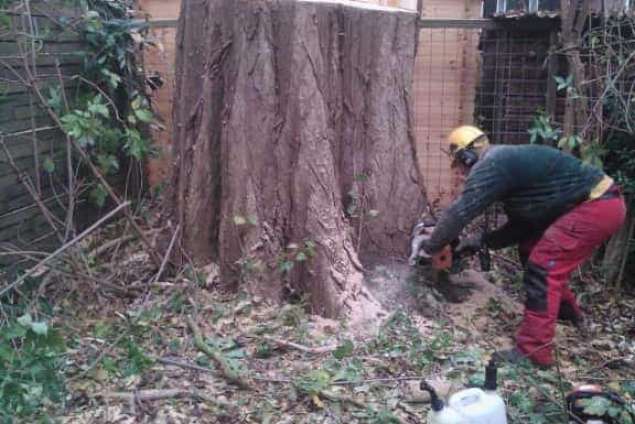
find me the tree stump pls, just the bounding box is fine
[171,0,424,318]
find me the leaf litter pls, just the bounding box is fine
[21,217,634,423]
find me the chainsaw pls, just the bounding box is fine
[409,221,490,277]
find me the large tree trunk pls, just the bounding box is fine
[171,0,424,318]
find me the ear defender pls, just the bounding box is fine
[455,148,479,167]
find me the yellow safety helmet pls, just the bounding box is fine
[446,125,489,167]
[447,125,488,153]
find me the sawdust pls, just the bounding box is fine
[363,260,522,344]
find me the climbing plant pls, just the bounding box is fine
[59,0,155,206]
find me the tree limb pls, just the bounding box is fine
[186,316,254,390]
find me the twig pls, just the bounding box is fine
[580,357,629,375]
[333,376,427,385]
[153,356,216,375]
[88,234,136,258]
[156,356,295,384]
[492,252,521,269]
[576,376,635,382]
[101,389,190,402]
[0,201,129,298]
[0,135,65,241]
[554,345,569,422]
[71,332,127,381]
[68,75,125,124]
[261,335,337,354]
[320,390,368,409]
[151,224,180,285]
[55,58,75,242]
[142,224,180,303]
[186,316,253,390]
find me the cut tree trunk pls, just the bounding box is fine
[602,198,634,287]
[170,0,424,319]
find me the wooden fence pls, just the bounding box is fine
[0,1,84,256]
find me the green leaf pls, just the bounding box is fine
[101,69,121,89]
[279,260,294,274]
[131,96,142,110]
[554,74,573,91]
[90,184,108,208]
[30,322,48,336]
[233,215,247,226]
[78,135,95,147]
[17,314,33,327]
[295,369,332,395]
[43,156,55,173]
[97,154,119,175]
[47,86,63,113]
[124,129,151,160]
[88,96,109,118]
[510,391,534,414]
[333,339,354,360]
[579,396,612,416]
[295,251,307,262]
[3,323,27,340]
[134,108,153,123]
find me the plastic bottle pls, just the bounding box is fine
[447,359,508,424]
[421,359,507,424]
[421,381,467,424]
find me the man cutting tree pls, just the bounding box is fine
[414,125,626,367]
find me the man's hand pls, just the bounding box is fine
[455,235,483,257]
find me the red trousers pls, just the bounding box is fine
[515,193,626,366]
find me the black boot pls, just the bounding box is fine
[492,348,551,369]
[558,301,589,338]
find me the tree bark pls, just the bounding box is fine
[170,0,424,318]
[560,0,591,140]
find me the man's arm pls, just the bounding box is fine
[424,158,511,254]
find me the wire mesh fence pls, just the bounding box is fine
[414,20,560,209]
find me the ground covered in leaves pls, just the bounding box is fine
[2,222,635,423]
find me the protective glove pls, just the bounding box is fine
[455,234,484,257]
[408,234,432,266]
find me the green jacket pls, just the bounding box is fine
[426,144,605,252]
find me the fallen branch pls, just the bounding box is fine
[151,224,180,285]
[88,234,136,258]
[186,316,253,390]
[100,388,237,414]
[154,356,216,375]
[0,201,129,298]
[320,389,408,423]
[101,388,188,401]
[320,389,367,409]
[261,335,337,354]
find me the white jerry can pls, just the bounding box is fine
[425,359,508,424]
